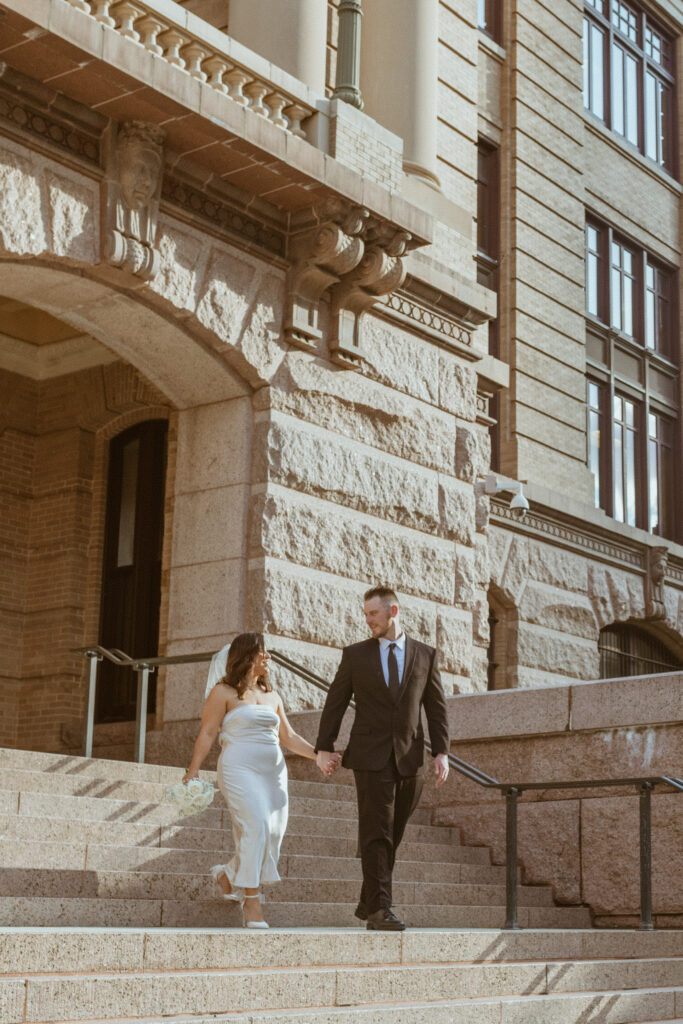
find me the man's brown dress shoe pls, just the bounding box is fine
[366,908,405,931]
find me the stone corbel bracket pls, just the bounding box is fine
[284,199,369,351]
[285,202,414,368]
[101,120,166,280]
[329,223,411,369]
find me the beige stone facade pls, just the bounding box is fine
[0,0,681,759]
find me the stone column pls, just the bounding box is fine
[228,0,327,95]
[333,0,364,109]
[360,0,440,187]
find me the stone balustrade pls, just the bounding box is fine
[63,0,316,138]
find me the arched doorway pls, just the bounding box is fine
[598,623,683,678]
[97,420,168,722]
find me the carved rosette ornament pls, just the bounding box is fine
[285,200,413,368]
[102,121,165,279]
[645,545,668,620]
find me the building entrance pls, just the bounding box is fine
[97,420,168,722]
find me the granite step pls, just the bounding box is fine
[2,927,681,973]
[1,789,446,838]
[4,788,421,828]
[0,867,554,906]
[0,897,592,928]
[1,957,680,1023]
[0,840,509,883]
[17,993,683,1024]
[0,817,488,864]
[0,767,364,808]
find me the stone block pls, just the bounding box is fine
[455,423,490,483]
[167,559,244,641]
[516,622,599,678]
[519,581,598,639]
[257,351,456,474]
[438,477,476,545]
[581,793,683,915]
[571,673,683,731]
[501,536,589,601]
[362,315,440,406]
[248,559,438,649]
[446,684,570,741]
[172,484,249,566]
[438,356,478,420]
[153,219,208,312]
[256,413,442,534]
[251,489,455,604]
[46,170,97,263]
[174,398,252,494]
[0,142,47,255]
[194,244,287,386]
[587,563,647,628]
[436,608,472,676]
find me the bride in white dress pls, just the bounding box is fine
[183,633,338,927]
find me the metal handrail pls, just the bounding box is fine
[74,642,681,931]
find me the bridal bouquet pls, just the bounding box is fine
[166,776,215,817]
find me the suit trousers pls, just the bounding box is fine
[353,751,424,913]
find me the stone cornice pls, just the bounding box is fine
[490,498,683,589]
[375,290,477,360]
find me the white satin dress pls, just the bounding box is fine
[211,703,288,898]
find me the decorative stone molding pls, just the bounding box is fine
[101,120,165,279]
[645,545,669,619]
[380,291,474,352]
[0,68,102,166]
[491,498,645,571]
[161,173,286,258]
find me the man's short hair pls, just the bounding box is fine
[363,585,399,607]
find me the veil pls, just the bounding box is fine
[204,642,230,700]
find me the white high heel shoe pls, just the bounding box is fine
[210,866,240,902]
[242,893,269,929]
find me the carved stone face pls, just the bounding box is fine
[118,143,161,211]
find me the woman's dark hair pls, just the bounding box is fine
[220,632,272,700]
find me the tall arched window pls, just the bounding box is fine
[598,623,682,678]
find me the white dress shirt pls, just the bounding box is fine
[378,632,406,687]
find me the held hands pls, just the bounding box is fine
[316,751,342,777]
[433,753,449,788]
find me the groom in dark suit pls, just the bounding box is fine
[315,586,450,930]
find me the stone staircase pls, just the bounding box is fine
[0,746,681,1023]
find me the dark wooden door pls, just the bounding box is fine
[97,420,167,722]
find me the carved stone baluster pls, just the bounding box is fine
[204,56,230,93]
[91,0,115,26]
[160,29,188,68]
[244,81,269,117]
[224,68,250,105]
[113,1,144,41]
[182,42,208,80]
[266,93,289,130]
[65,0,91,12]
[137,16,166,55]
[284,103,308,139]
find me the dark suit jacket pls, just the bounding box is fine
[315,636,450,776]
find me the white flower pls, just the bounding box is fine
[166,778,215,817]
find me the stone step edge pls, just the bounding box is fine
[5,957,682,982]
[0,840,480,873]
[18,991,683,1024]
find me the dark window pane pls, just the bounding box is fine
[599,624,683,677]
[478,0,502,43]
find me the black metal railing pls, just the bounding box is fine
[74,643,682,931]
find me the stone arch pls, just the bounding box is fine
[0,260,251,408]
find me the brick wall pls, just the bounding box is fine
[0,363,172,753]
